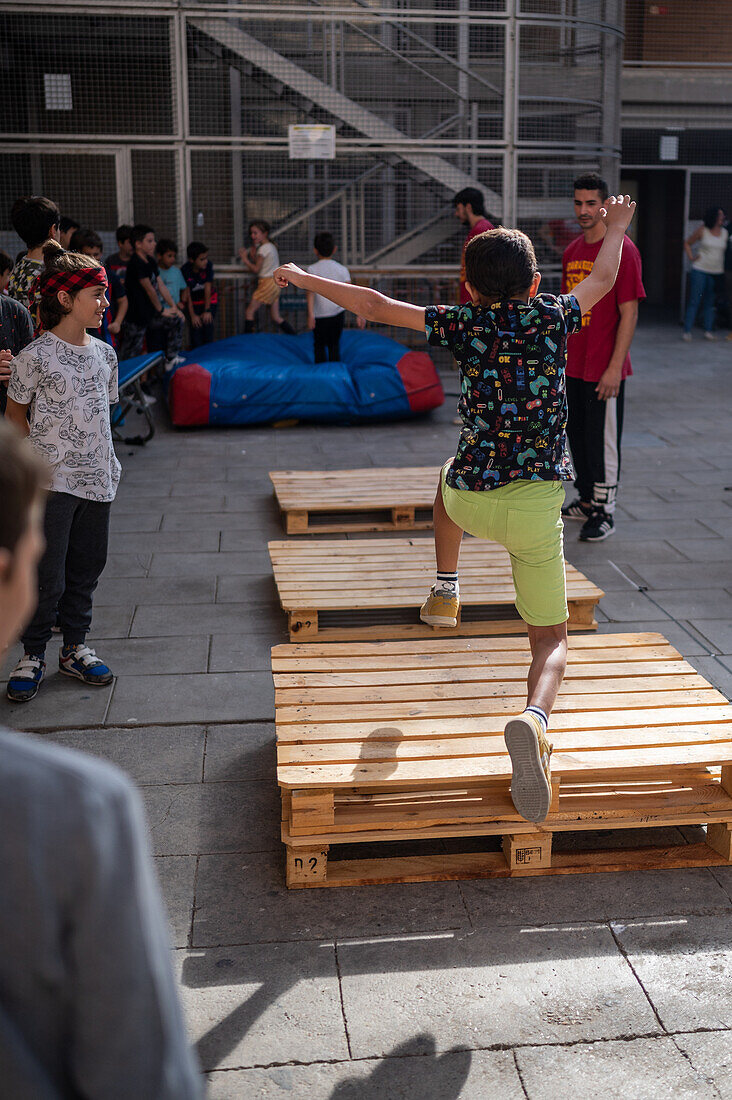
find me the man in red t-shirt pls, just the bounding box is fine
[454,188,494,304]
[561,173,645,541]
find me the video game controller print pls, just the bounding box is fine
[58,415,94,447]
[66,469,108,491]
[529,376,550,395]
[526,399,541,410]
[517,447,537,466]
[500,402,518,415]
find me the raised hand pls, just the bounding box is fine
[600,195,636,231]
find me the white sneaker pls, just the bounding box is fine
[141,392,157,406]
[681,332,692,342]
[703,331,716,341]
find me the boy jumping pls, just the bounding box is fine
[274,195,636,823]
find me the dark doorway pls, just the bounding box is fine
[620,168,685,314]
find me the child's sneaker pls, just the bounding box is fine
[504,711,553,823]
[7,655,46,703]
[59,644,114,686]
[561,497,592,521]
[420,586,459,628]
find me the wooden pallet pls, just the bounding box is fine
[272,632,732,888]
[270,467,441,533]
[268,537,604,640]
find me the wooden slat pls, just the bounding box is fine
[287,844,732,888]
[271,631,673,661]
[270,536,603,637]
[270,467,441,512]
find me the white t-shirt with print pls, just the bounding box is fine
[8,332,121,503]
[257,241,279,278]
[306,258,352,318]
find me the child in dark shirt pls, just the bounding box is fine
[117,224,184,367]
[181,242,217,347]
[274,195,636,824]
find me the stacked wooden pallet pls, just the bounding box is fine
[270,466,441,533]
[273,633,732,888]
[268,537,604,639]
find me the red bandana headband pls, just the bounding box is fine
[39,267,108,298]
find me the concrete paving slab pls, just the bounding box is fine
[95,576,216,608]
[611,912,732,1031]
[516,1035,712,1099]
[570,539,688,563]
[109,512,164,533]
[594,591,672,622]
[48,635,210,677]
[650,590,732,621]
[208,631,289,673]
[107,671,274,725]
[87,604,135,637]
[668,538,732,562]
[459,867,729,929]
[689,620,732,654]
[143,780,280,856]
[207,1046,523,1099]
[337,925,660,1058]
[177,941,348,1071]
[191,853,468,946]
[104,552,151,577]
[203,723,276,783]
[42,725,205,785]
[130,603,277,639]
[162,512,284,535]
[674,1031,732,1098]
[148,551,273,577]
[214,575,280,606]
[629,562,732,591]
[109,530,222,554]
[0,670,113,732]
[155,855,197,948]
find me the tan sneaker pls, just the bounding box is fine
[419,586,459,627]
[504,711,553,823]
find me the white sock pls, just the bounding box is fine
[435,571,459,599]
[524,705,548,735]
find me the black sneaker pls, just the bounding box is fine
[561,497,592,521]
[579,509,615,542]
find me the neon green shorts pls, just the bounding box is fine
[440,464,568,627]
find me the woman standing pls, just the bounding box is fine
[682,206,728,341]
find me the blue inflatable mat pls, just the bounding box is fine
[168,331,443,427]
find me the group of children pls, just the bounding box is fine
[1,184,636,826]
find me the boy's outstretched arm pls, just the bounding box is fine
[275,264,426,332]
[571,195,637,316]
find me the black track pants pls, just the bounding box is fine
[565,377,625,514]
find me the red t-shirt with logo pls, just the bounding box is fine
[561,234,645,383]
[460,217,494,303]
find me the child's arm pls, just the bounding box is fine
[157,278,182,316]
[570,196,637,316]
[275,264,425,332]
[108,294,127,335]
[202,278,212,323]
[238,247,262,274]
[306,290,316,330]
[4,397,30,436]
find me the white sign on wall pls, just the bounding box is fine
[288,125,336,160]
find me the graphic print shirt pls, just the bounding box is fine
[8,332,121,502]
[425,294,583,491]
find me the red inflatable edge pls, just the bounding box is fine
[168,363,212,426]
[396,351,445,414]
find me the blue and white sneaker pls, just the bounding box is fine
[59,644,114,686]
[7,654,46,703]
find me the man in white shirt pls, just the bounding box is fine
[306,232,364,361]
